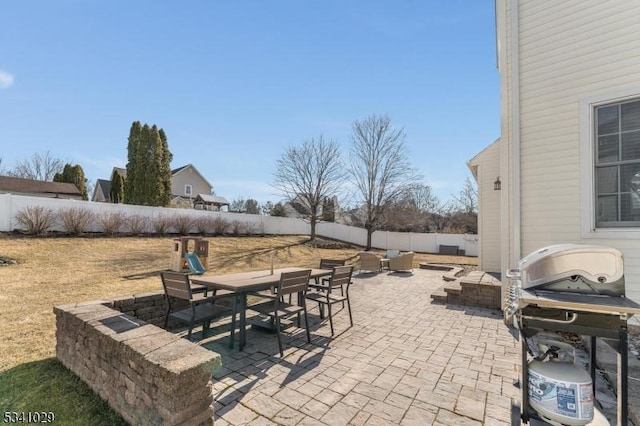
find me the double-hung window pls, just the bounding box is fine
[594,98,640,227]
[185,184,192,196]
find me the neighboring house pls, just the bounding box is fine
[91,168,126,203]
[476,1,640,307]
[92,164,226,209]
[0,175,83,200]
[170,164,212,203]
[282,195,337,220]
[92,179,111,203]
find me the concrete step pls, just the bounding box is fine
[420,263,453,271]
[430,284,448,304]
[443,281,462,294]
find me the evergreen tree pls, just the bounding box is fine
[125,121,174,206]
[53,163,88,200]
[321,197,335,222]
[125,121,142,204]
[158,128,173,206]
[110,172,125,203]
[270,202,287,217]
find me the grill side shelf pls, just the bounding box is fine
[519,289,640,316]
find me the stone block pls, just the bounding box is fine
[134,292,164,304]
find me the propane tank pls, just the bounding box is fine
[528,341,594,426]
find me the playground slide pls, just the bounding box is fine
[184,252,206,275]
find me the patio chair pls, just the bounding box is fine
[306,265,354,335]
[316,258,347,284]
[285,258,347,304]
[314,258,348,305]
[358,251,382,273]
[248,269,312,357]
[388,251,415,272]
[161,272,234,341]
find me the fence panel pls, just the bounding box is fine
[0,194,477,255]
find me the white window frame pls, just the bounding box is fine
[184,184,192,196]
[580,87,640,239]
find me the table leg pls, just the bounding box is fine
[239,293,247,350]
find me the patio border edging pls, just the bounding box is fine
[54,297,221,426]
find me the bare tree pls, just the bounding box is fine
[410,184,440,213]
[8,151,64,181]
[348,114,421,249]
[453,177,478,214]
[381,184,440,232]
[230,197,247,213]
[245,198,260,214]
[448,177,478,233]
[272,135,344,240]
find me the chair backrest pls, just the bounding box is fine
[161,271,193,301]
[329,265,353,288]
[359,252,379,260]
[319,258,346,269]
[359,251,380,269]
[278,269,311,296]
[389,251,415,270]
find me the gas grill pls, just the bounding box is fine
[504,244,640,425]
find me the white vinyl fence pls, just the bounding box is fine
[0,193,477,256]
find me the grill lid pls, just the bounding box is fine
[513,244,624,296]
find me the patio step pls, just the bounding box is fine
[420,263,453,271]
[430,285,448,304]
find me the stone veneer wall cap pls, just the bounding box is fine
[109,323,167,344]
[133,292,164,303]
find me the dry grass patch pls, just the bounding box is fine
[0,235,475,371]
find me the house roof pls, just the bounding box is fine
[0,175,82,197]
[194,193,230,206]
[94,179,111,200]
[111,167,126,179]
[171,164,213,189]
[467,138,500,179]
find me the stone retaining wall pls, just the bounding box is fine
[108,291,187,327]
[55,297,221,426]
[459,271,502,309]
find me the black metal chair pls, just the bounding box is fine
[161,271,234,341]
[306,265,354,336]
[248,269,312,357]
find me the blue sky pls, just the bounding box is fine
[0,1,499,205]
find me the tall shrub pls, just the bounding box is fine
[58,207,95,236]
[14,206,56,235]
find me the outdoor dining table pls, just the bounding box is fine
[191,267,332,350]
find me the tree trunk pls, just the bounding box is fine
[365,224,373,250]
[310,214,316,241]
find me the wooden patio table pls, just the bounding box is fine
[191,267,332,350]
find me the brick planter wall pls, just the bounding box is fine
[54,298,221,426]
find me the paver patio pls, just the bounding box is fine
[195,267,520,425]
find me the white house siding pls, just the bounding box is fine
[497,0,516,280]
[469,141,501,273]
[509,0,640,308]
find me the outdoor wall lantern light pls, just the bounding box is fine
[494,177,501,191]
